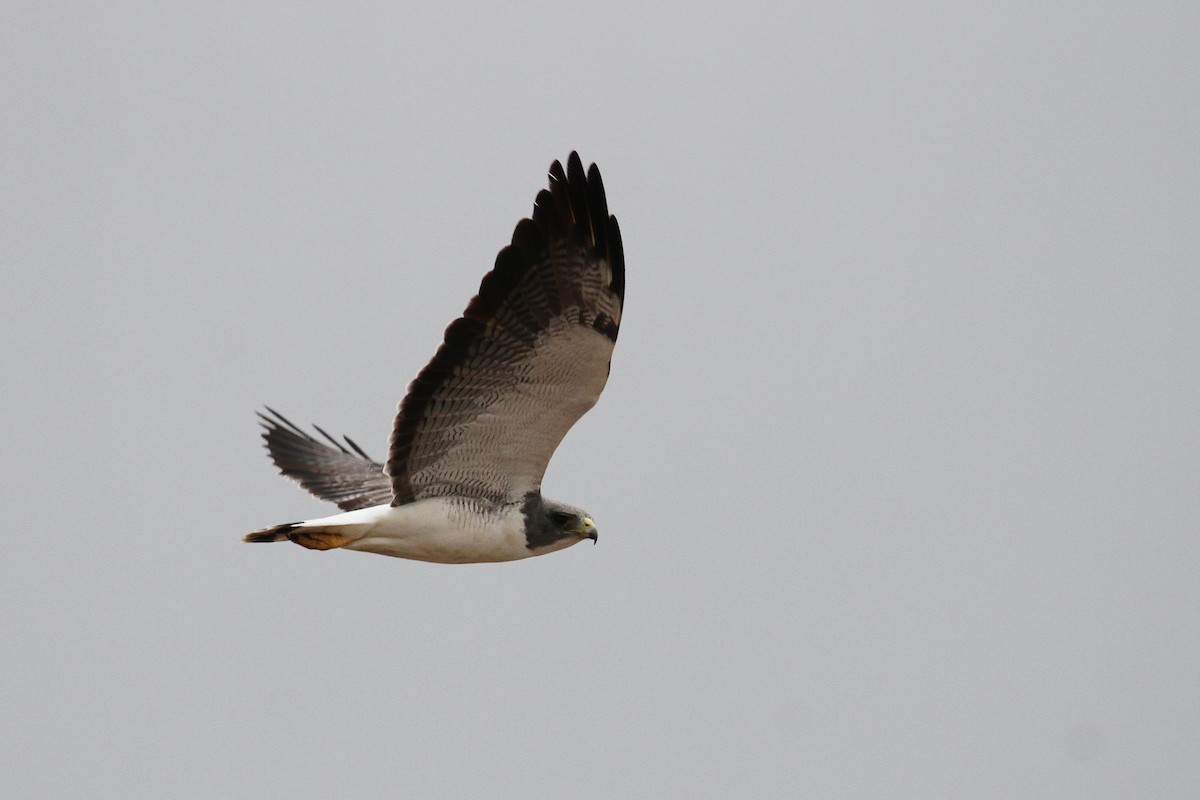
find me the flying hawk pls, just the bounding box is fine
[244,153,624,563]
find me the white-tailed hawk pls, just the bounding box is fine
[244,153,624,563]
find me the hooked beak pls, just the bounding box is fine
[579,517,598,544]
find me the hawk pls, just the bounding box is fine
[244,153,624,563]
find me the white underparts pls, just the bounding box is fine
[291,498,582,564]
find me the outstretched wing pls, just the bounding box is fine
[387,152,625,507]
[258,407,393,511]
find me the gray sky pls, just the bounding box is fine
[3,2,1198,797]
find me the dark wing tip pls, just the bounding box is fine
[470,153,621,326]
[607,215,625,309]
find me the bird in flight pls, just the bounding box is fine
[244,153,624,563]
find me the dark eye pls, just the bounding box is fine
[550,512,573,526]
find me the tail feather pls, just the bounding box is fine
[243,521,355,550]
[243,522,302,543]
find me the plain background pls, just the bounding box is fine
[3,2,1198,797]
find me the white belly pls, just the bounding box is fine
[296,498,575,564]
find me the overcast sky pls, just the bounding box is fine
[3,2,1198,798]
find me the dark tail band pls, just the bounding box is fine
[243,522,302,543]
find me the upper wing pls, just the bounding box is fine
[258,407,393,511]
[387,152,624,507]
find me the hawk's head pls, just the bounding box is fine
[524,496,598,551]
[546,501,597,543]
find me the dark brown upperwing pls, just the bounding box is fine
[386,153,624,506]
